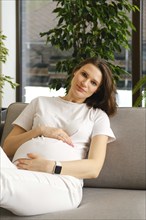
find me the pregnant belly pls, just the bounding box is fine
[12,137,83,163]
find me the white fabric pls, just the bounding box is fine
[0,96,115,216]
[12,96,115,163]
[0,147,82,216]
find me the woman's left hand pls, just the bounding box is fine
[16,153,54,173]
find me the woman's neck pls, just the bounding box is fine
[60,94,85,103]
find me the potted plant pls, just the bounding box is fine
[40,0,139,91]
[0,31,18,123]
[133,76,146,107]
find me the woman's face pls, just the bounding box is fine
[69,63,102,103]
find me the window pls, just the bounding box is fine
[16,0,145,107]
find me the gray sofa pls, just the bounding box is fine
[0,103,145,220]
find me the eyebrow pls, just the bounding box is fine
[82,69,101,84]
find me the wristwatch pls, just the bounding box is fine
[53,161,62,174]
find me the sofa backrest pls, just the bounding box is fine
[85,107,146,190]
[1,103,28,146]
[1,103,146,190]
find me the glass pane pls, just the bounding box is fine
[142,0,146,106]
[115,0,132,107]
[21,0,67,103]
[21,0,134,106]
[115,46,132,107]
[142,0,146,75]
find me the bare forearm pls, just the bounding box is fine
[15,135,107,180]
[3,127,41,158]
[3,125,73,158]
[52,159,103,179]
[16,157,102,179]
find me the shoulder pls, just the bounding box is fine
[30,96,55,105]
[24,96,55,112]
[90,107,109,122]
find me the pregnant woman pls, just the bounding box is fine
[0,57,117,216]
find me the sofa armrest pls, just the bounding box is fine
[0,102,27,147]
[0,122,5,144]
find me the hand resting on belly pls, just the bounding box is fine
[12,136,83,163]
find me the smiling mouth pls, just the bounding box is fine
[76,85,86,92]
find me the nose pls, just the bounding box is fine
[81,79,89,87]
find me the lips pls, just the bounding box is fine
[76,85,86,93]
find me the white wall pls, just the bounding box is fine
[24,87,132,107]
[1,0,16,108]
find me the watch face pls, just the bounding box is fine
[55,165,62,174]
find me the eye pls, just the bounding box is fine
[81,72,87,78]
[91,81,97,86]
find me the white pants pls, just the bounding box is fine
[0,147,83,216]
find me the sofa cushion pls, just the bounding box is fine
[85,108,146,190]
[1,104,146,190]
[0,188,145,220]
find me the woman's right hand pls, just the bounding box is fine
[40,126,74,147]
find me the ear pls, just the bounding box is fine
[73,71,76,76]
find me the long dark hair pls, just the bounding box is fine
[72,57,117,116]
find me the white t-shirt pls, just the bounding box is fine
[12,96,116,163]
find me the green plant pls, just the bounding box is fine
[0,31,18,94]
[133,75,146,107]
[40,0,138,90]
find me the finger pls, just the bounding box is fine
[63,135,74,147]
[17,162,29,170]
[57,134,74,147]
[17,158,29,164]
[27,153,39,159]
[62,136,74,146]
[57,133,64,140]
